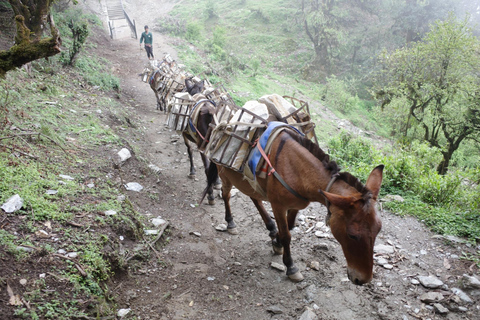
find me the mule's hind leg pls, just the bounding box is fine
[271,204,304,282]
[182,133,196,178]
[221,178,237,234]
[200,153,215,205]
[154,91,163,111]
[287,209,299,230]
[250,198,282,255]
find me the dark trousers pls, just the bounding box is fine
[145,44,154,59]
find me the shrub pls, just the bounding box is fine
[185,21,202,42]
[324,76,360,114]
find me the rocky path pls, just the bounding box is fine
[82,1,480,319]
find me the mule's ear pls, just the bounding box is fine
[319,190,358,209]
[365,165,384,200]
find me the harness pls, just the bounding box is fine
[188,99,216,143]
[254,134,341,218]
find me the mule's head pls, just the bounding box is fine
[322,165,384,285]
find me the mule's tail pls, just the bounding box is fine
[199,163,219,205]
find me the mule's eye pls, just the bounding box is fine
[348,234,359,241]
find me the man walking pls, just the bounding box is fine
[140,25,154,60]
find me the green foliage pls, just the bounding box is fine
[54,8,99,66]
[185,21,202,42]
[327,132,480,241]
[204,0,218,19]
[75,56,120,91]
[324,76,360,114]
[373,14,480,174]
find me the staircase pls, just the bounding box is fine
[105,0,132,39]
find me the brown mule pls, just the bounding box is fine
[205,128,384,284]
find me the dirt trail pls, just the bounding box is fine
[82,1,480,319]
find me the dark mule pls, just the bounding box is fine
[185,78,205,96]
[181,92,220,204]
[205,129,384,284]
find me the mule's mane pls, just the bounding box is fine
[284,129,369,197]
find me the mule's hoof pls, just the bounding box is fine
[208,199,215,205]
[227,227,239,235]
[214,183,222,190]
[288,271,304,282]
[272,245,284,255]
[188,174,196,179]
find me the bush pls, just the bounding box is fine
[324,76,360,114]
[185,21,202,42]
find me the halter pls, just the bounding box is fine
[324,172,340,226]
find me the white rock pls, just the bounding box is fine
[59,174,74,181]
[374,244,395,254]
[271,262,286,272]
[151,218,167,227]
[66,252,78,258]
[117,308,131,317]
[314,231,330,238]
[383,264,394,270]
[39,273,46,278]
[144,229,159,235]
[148,164,162,173]
[215,224,227,231]
[310,261,320,271]
[58,249,67,254]
[117,148,132,162]
[1,194,23,213]
[35,230,50,238]
[125,182,143,192]
[45,190,58,195]
[375,257,389,266]
[418,275,444,289]
[19,279,27,285]
[192,232,201,237]
[315,222,325,229]
[105,210,117,216]
[16,246,34,252]
[411,279,420,285]
[86,183,95,188]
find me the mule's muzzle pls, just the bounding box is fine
[347,267,372,286]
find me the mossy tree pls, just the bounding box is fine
[0,0,61,77]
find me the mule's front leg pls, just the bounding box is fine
[200,154,215,205]
[182,133,196,178]
[221,181,238,234]
[272,205,304,282]
[250,198,282,255]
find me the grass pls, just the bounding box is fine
[0,46,146,318]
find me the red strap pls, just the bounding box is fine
[254,139,275,176]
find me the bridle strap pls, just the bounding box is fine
[255,138,308,202]
[324,172,340,225]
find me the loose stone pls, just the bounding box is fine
[374,244,395,255]
[451,288,473,304]
[266,305,283,314]
[271,262,286,272]
[298,307,317,320]
[433,303,449,314]
[462,274,480,289]
[1,194,23,213]
[417,275,444,289]
[419,292,444,303]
